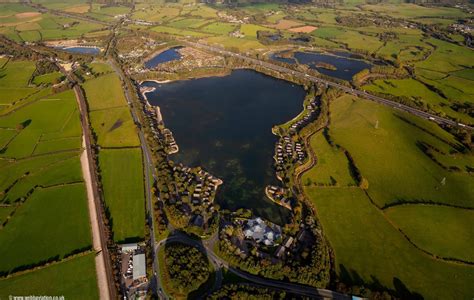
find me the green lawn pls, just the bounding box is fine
[0,253,98,299]
[306,187,474,299]
[385,205,474,262]
[99,148,145,242]
[0,184,91,274]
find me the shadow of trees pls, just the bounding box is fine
[334,264,424,299]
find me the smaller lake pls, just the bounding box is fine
[57,46,101,55]
[145,47,182,69]
[272,51,372,81]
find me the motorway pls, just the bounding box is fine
[185,41,473,131]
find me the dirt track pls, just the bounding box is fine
[80,136,110,300]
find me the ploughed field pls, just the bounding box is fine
[143,69,306,224]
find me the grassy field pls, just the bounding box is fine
[302,93,473,299]
[0,4,107,42]
[326,95,473,208]
[0,89,82,159]
[0,253,98,299]
[0,184,91,273]
[201,22,237,35]
[2,154,83,204]
[33,71,63,86]
[302,131,355,187]
[305,188,474,299]
[82,72,128,111]
[0,59,38,106]
[385,205,474,262]
[89,106,140,147]
[99,148,145,242]
[0,151,80,200]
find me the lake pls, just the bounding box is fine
[142,70,306,224]
[145,47,182,69]
[57,46,101,55]
[272,51,372,81]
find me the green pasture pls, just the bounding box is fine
[306,187,474,299]
[2,155,83,204]
[83,73,128,111]
[0,184,91,274]
[415,38,474,73]
[363,78,446,107]
[99,148,145,243]
[88,62,113,75]
[302,132,355,187]
[89,107,140,147]
[0,151,79,199]
[205,36,265,51]
[326,95,473,208]
[240,24,275,38]
[385,205,474,262]
[201,22,237,35]
[33,72,63,86]
[0,90,81,158]
[360,3,467,19]
[0,253,98,299]
[168,18,210,30]
[150,25,209,38]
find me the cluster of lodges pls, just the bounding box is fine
[274,227,314,260]
[289,100,318,132]
[140,97,178,154]
[168,164,222,228]
[275,135,306,166]
[119,243,147,299]
[266,185,292,210]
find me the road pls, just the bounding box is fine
[156,232,350,300]
[28,3,112,26]
[107,58,167,298]
[185,41,473,131]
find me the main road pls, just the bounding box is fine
[107,58,168,299]
[185,41,473,131]
[157,232,351,300]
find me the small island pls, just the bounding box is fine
[314,61,337,71]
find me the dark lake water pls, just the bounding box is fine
[142,70,306,224]
[145,47,182,69]
[57,46,101,55]
[272,51,372,81]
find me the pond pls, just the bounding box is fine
[145,47,182,69]
[142,69,306,225]
[57,46,101,55]
[272,51,372,81]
